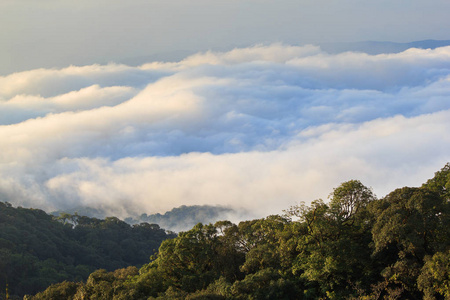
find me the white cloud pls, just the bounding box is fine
[0,85,137,125]
[0,45,449,220]
[0,64,168,100]
[35,110,450,219]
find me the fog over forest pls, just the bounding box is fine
[1,44,450,220]
[2,1,450,299]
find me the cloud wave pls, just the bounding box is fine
[1,44,450,219]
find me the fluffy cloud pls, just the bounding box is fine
[1,44,449,219]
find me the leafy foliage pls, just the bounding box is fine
[18,164,450,299]
[0,204,175,298]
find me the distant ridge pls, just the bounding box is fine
[319,39,450,54]
[1,202,175,297]
[52,204,239,232]
[118,40,450,67]
[51,206,106,219]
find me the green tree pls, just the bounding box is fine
[231,268,299,300]
[370,186,449,297]
[287,180,376,299]
[151,223,222,292]
[418,250,450,299]
[0,202,174,298]
[422,163,450,200]
[28,281,79,300]
[329,179,375,224]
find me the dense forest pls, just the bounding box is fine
[2,164,449,299]
[0,206,175,298]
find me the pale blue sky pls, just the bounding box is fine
[2,0,450,73]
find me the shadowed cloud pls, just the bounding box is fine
[1,44,449,219]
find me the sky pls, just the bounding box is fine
[1,1,450,220]
[2,0,450,74]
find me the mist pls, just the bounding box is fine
[1,44,450,220]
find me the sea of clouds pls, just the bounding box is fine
[1,44,449,220]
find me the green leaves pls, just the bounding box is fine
[423,163,450,199]
[370,186,449,296]
[0,203,174,298]
[371,187,446,256]
[286,181,377,298]
[418,250,450,299]
[22,163,450,300]
[329,179,375,225]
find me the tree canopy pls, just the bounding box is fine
[6,164,450,299]
[0,204,175,298]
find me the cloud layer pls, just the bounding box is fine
[1,44,450,219]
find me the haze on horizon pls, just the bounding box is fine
[1,0,450,221]
[2,0,450,74]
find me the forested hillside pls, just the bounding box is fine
[3,164,450,299]
[0,206,175,298]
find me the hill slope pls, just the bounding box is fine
[0,204,175,297]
